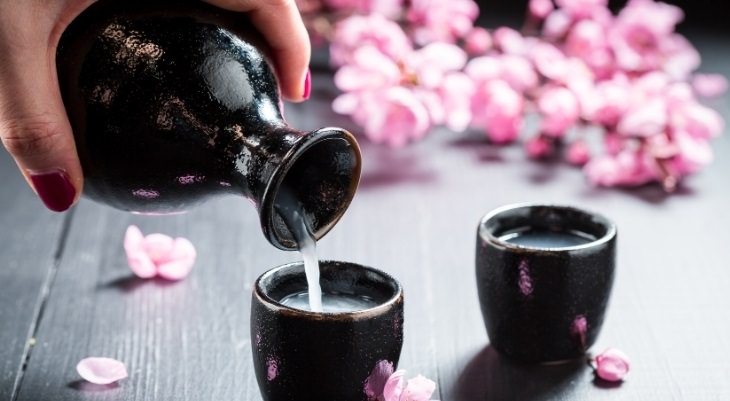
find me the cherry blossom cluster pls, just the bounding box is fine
[297,0,727,191]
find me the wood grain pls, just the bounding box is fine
[0,150,68,401]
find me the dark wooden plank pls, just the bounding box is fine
[12,32,730,401]
[0,149,68,400]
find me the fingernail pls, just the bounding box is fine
[302,69,311,100]
[29,169,76,212]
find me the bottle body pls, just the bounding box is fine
[57,0,361,249]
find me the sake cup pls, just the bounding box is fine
[251,260,404,401]
[476,203,617,363]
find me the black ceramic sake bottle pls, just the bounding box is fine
[56,0,361,250]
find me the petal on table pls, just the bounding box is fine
[76,357,128,385]
[156,237,197,280]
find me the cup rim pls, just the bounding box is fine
[478,202,617,252]
[253,260,403,320]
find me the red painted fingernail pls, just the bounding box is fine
[29,169,76,212]
[303,69,311,100]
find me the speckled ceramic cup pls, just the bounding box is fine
[251,261,404,401]
[476,203,617,363]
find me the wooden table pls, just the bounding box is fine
[2,30,730,401]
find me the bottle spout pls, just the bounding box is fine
[261,127,361,250]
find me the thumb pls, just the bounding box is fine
[0,36,82,212]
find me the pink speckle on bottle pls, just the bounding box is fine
[571,314,588,349]
[518,259,533,296]
[266,357,279,381]
[219,181,232,187]
[132,189,160,199]
[177,175,205,184]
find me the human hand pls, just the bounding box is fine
[0,0,311,212]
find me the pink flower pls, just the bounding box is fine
[692,73,729,98]
[582,76,630,128]
[528,0,554,20]
[345,86,432,148]
[555,0,608,19]
[537,86,580,137]
[593,348,631,382]
[324,0,404,19]
[76,357,128,385]
[608,0,686,74]
[525,135,554,159]
[616,97,667,138]
[330,14,412,67]
[463,27,492,56]
[364,361,438,401]
[364,360,395,400]
[492,27,529,56]
[406,0,479,45]
[584,150,658,187]
[471,80,525,143]
[124,225,197,280]
[567,140,591,165]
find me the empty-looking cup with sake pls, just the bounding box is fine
[251,260,404,401]
[476,203,617,363]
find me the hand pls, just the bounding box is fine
[0,0,311,212]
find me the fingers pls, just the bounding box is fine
[204,0,312,102]
[0,4,82,212]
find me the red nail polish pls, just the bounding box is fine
[303,70,311,100]
[29,169,76,212]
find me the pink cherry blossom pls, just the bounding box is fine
[354,87,432,148]
[364,360,394,399]
[528,0,554,20]
[124,225,197,280]
[542,10,572,39]
[324,0,404,19]
[382,370,438,401]
[76,357,128,385]
[492,27,528,56]
[593,348,631,382]
[537,86,580,137]
[567,140,591,165]
[330,14,412,67]
[555,0,608,19]
[525,135,554,159]
[463,27,492,56]
[608,0,685,74]
[692,73,729,98]
[584,150,658,188]
[471,80,524,143]
[616,97,667,138]
[406,0,479,45]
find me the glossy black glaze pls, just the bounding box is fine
[476,204,617,363]
[56,0,361,250]
[251,261,404,401]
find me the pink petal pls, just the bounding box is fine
[124,226,156,278]
[566,140,591,165]
[123,225,145,254]
[126,249,157,279]
[594,348,631,382]
[692,73,729,98]
[76,357,128,385]
[364,360,394,399]
[142,233,175,264]
[528,0,554,20]
[382,369,406,401]
[156,237,197,280]
[400,375,437,401]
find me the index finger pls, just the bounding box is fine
[204,0,311,102]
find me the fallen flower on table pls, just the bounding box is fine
[365,360,439,401]
[592,347,631,382]
[76,357,128,385]
[124,225,197,280]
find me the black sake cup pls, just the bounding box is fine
[476,203,617,363]
[251,261,404,401]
